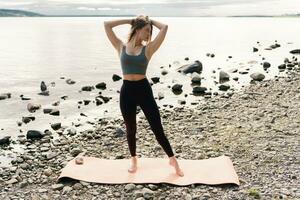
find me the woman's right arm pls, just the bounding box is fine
[103,19,131,52]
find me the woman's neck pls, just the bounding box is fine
[129,36,143,47]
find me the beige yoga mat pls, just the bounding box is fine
[57,155,240,186]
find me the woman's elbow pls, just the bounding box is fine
[163,24,168,31]
[163,25,168,32]
[103,21,110,27]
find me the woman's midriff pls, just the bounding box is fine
[123,74,146,81]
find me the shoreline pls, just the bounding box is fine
[0,59,299,199]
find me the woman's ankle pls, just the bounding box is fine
[169,155,176,160]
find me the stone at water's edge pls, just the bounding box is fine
[0,136,11,145]
[26,130,44,140]
[289,49,300,54]
[177,60,203,74]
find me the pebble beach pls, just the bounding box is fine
[0,49,299,199]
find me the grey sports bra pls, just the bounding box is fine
[120,44,149,75]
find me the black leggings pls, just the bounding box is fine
[119,77,174,158]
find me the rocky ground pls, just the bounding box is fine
[1,63,300,199]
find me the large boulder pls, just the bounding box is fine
[250,73,265,81]
[219,70,230,82]
[0,136,11,145]
[289,49,300,54]
[27,130,44,140]
[177,60,203,74]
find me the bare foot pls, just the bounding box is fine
[169,157,184,177]
[128,156,138,173]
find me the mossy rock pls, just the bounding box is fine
[248,188,261,199]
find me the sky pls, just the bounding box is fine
[0,0,299,16]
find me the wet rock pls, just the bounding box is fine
[95,98,103,106]
[27,103,41,113]
[286,63,295,70]
[151,77,160,83]
[289,49,300,54]
[61,95,68,100]
[26,130,44,140]
[219,70,230,82]
[112,74,122,81]
[228,68,238,73]
[83,100,91,105]
[171,84,183,92]
[219,83,230,91]
[250,73,265,81]
[95,82,106,90]
[96,95,111,103]
[22,116,35,124]
[17,135,26,144]
[178,99,186,105]
[0,136,11,145]
[158,92,164,100]
[284,58,290,63]
[40,81,47,92]
[81,86,94,91]
[49,109,60,116]
[66,78,76,84]
[38,91,49,96]
[20,95,31,100]
[161,69,168,75]
[263,62,271,70]
[52,101,60,106]
[63,127,77,136]
[80,113,87,117]
[177,60,203,74]
[191,72,201,84]
[0,93,11,100]
[51,123,61,130]
[70,148,82,157]
[239,70,248,74]
[192,86,207,94]
[278,64,286,69]
[270,43,280,49]
[43,108,53,114]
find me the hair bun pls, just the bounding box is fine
[131,19,136,26]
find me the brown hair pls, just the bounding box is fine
[127,15,153,48]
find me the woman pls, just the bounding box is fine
[104,15,184,177]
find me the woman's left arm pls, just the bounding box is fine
[147,19,168,57]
